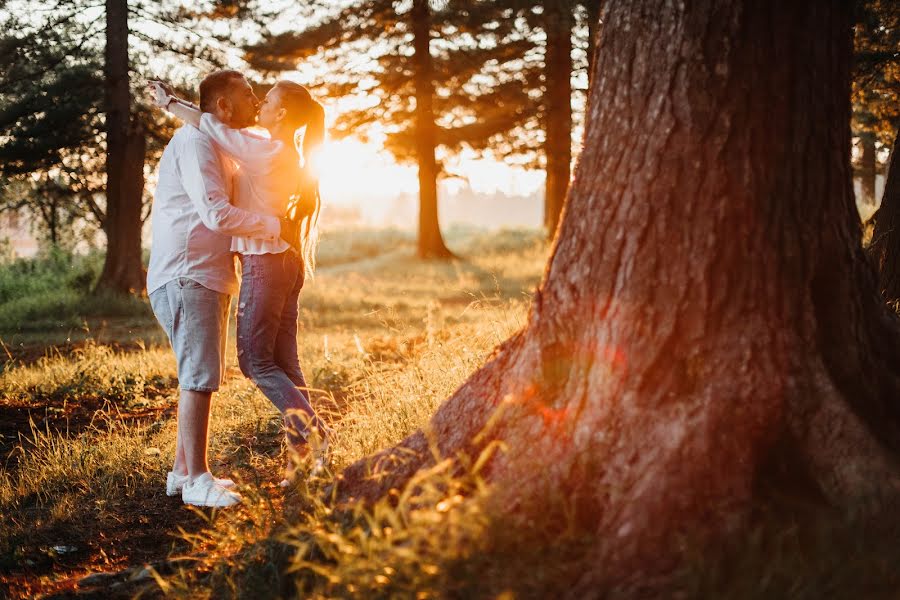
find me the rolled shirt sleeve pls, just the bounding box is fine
[179,132,280,240]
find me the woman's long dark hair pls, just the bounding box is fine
[276,80,325,278]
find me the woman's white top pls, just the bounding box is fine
[199,113,300,255]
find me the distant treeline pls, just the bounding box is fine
[0,0,895,294]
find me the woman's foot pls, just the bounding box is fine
[279,445,308,488]
[279,425,332,487]
[308,422,331,458]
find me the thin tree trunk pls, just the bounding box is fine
[96,0,145,295]
[543,0,573,239]
[412,0,453,260]
[860,131,878,206]
[868,129,900,299]
[340,0,900,589]
[36,197,57,247]
[49,200,58,247]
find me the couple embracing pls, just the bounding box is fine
[145,70,329,508]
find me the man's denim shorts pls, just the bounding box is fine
[149,278,231,393]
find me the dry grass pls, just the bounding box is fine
[3,228,896,598]
[0,228,546,598]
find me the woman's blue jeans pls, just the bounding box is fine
[237,252,319,445]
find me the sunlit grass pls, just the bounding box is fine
[153,446,500,599]
[0,249,152,334]
[300,227,544,331]
[0,228,546,596]
[2,228,899,598]
[0,342,174,401]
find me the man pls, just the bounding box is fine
[147,70,295,507]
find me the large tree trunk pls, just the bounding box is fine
[868,130,900,299]
[96,0,146,295]
[339,0,900,589]
[542,0,574,239]
[411,0,453,260]
[859,131,878,206]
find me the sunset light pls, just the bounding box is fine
[315,136,545,228]
[2,0,896,597]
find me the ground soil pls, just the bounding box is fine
[0,374,293,599]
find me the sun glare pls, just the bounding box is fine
[316,137,419,202]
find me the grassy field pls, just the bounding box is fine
[0,228,547,598]
[2,228,899,599]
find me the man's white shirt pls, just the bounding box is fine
[147,124,281,296]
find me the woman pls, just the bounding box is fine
[150,80,330,483]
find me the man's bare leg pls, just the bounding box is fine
[172,418,188,476]
[178,389,212,479]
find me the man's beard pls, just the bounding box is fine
[235,112,257,129]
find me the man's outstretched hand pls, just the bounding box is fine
[279,217,301,253]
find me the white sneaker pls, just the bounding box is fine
[181,472,242,507]
[166,471,235,497]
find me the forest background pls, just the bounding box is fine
[0,0,898,598]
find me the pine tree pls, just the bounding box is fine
[0,5,107,246]
[247,0,461,257]
[97,0,145,293]
[420,0,601,239]
[0,0,240,290]
[858,0,900,298]
[243,0,598,251]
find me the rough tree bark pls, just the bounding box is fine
[339,0,900,589]
[96,0,146,295]
[411,0,453,259]
[859,131,878,206]
[543,0,574,239]
[868,130,900,299]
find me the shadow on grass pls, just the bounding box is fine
[0,472,212,599]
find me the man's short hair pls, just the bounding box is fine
[199,70,244,112]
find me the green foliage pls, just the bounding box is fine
[0,4,109,242]
[0,0,237,246]
[244,0,591,170]
[0,66,103,176]
[0,6,103,173]
[0,249,151,332]
[0,341,175,405]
